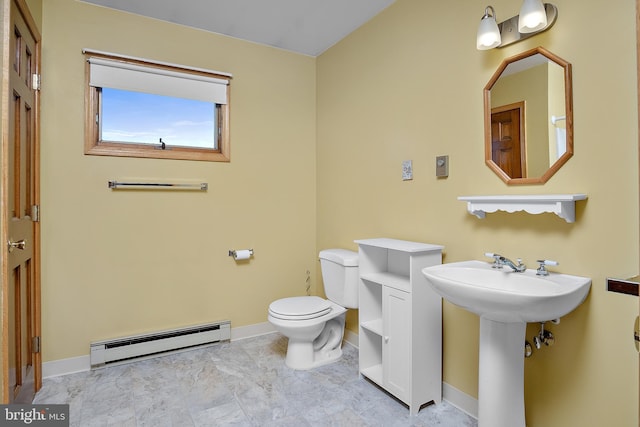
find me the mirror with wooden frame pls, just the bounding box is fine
[484,47,573,185]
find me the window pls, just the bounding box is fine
[84,50,231,162]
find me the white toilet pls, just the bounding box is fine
[268,249,358,370]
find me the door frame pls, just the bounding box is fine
[1,0,41,403]
[636,0,640,422]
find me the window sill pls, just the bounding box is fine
[85,143,230,162]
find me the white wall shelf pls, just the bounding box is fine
[458,194,587,223]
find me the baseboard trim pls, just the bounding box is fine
[344,328,359,348]
[42,355,90,379]
[442,382,478,419]
[230,321,276,341]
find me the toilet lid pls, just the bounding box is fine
[269,296,332,320]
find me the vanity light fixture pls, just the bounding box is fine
[476,2,557,50]
[477,6,501,50]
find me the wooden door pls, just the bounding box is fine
[1,0,41,404]
[491,102,526,179]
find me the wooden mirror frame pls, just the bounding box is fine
[484,46,573,185]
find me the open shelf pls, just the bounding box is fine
[361,364,383,385]
[458,194,587,223]
[361,319,384,336]
[361,272,410,293]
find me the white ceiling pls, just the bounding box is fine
[80,0,397,57]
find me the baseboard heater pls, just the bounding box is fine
[90,320,231,369]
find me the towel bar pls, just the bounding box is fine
[108,181,208,191]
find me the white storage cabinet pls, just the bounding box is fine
[355,238,443,415]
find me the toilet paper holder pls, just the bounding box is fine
[228,249,254,259]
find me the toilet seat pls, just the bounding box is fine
[268,296,332,320]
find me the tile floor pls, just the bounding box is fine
[33,333,477,426]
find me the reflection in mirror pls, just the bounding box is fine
[484,47,573,184]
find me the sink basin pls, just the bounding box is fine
[422,260,591,427]
[422,260,591,322]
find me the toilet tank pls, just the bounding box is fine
[319,249,359,309]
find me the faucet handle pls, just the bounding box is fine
[485,253,503,268]
[536,259,559,276]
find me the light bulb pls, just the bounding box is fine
[477,6,501,50]
[518,0,547,33]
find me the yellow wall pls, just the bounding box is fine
[317,0,638,426]
[39,0,317,359]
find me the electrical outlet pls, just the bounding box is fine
[402,160,413,180]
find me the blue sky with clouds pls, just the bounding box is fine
[101,88,216,149]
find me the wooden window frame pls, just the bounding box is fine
[84,51,231,162]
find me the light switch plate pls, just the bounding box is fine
[402,160,413,180]
[436,155,449,177]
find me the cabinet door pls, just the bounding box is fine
[383,286,411,400]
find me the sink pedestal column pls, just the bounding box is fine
[478,319,526,427]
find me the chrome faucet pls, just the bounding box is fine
[485,253,526,272]
[500,256,526,272]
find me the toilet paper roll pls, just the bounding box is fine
[233,249,252,260]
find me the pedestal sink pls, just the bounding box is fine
[422,260,591,427]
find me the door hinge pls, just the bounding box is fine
[32,336,41,354]
[634,316,639,352]
[31,205,40,222]
[32,74,41,91]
